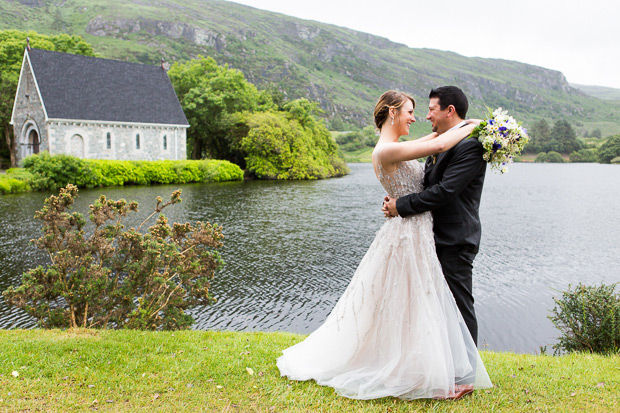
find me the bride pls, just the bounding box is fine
[277,90,492,400]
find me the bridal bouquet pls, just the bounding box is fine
[469,107,529,174]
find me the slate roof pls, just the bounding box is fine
[27,48,189,126]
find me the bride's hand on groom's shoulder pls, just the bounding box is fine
[466,119,482,126]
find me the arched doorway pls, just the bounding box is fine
[20,122,41,159]
[28,129,40,154]
[69,134,85,158]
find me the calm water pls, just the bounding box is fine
[1,163,619,353]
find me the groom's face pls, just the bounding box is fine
[426,97,450,134]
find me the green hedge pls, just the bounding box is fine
[3,153,243,194]
[0,174,31,194]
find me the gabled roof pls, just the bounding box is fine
[26,48,189,126]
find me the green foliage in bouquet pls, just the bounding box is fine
[549,283,620,354]
[2,185,224,330]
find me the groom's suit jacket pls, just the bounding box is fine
[395,136,486,253]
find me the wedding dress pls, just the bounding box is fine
[277,152,492,400]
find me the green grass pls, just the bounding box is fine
[1,329,618,411]
[342,147,373,163]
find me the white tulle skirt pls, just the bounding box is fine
[277,213,492,400]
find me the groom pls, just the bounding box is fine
[383,86,486,346]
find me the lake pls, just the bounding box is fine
[1,162,619,354]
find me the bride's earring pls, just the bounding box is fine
[391,117,394,125]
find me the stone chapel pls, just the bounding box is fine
[10,47,189,163]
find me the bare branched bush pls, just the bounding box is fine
[3,184,224,330]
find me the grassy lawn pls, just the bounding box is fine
[1,329,618,411]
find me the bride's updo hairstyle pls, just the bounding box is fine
[373,90,415,130]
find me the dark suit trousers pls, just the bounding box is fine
[435,245,478,345]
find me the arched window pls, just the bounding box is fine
[106,132,111,149]
[69,134,85,158]
[163,134,167,150]
[136,133,140,149]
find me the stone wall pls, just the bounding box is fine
[47,121,187,161]
[12,56,48,164]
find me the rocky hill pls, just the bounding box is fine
[2,0,619,135]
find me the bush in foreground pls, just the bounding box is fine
[3,185,224,330]
[549,283,620,354]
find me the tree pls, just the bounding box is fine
[545,151,565,163]
[241,100,349,179]
[534,152,548,163]
[335,125,377,151]
[168,56,274,160]
[598,134,620,163]
[549,119,581,153]
[0,30,94,167]
[569,148,598,163]
[526,119,551,153]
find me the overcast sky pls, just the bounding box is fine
[230,0,620,89]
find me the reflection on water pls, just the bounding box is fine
[1,163,619,353]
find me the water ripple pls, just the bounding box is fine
[1,163,619,353]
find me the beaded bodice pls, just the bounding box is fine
[373,146,425,198]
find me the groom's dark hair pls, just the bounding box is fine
[429,86,468,119]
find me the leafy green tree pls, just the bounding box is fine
[597,134,620,163]
[526,119,551,153]
[549,120,581,153]
[242,102,348,180]
[569,148,598,163]
[336,125,377,151]
[534,152,548,163]
[168,56,274,160]
[545,151,565,163]
[591,128,602,139]
[0,30,94,167]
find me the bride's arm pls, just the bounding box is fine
[379,123,477,164]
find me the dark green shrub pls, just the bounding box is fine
[598,134,620,163]
[21,152,98,189]
[545,151,565,163]
[534,152,548,163]
[549,283,620,354]
[3,185,224,330]
[569,148,599,163]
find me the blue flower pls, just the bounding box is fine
[492,142,502,153]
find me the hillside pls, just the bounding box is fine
[2,0,619,135]
[571,83,620,101]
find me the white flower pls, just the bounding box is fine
[11,371,19,378]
